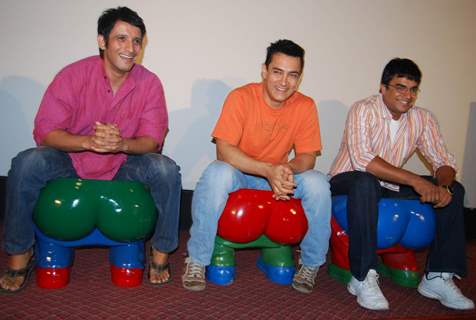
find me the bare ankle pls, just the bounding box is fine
[151,248,168,264]
[8,250,33,270]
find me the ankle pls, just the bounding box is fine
[151,248,168,265]
[8,250,33,270]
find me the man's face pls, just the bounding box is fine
[261,52,302,108]
[380,76,419,120]
[97,20,143,77]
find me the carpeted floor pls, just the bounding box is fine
[0,232,475,320]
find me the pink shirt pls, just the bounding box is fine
[329,94,456,191]
[33,56,168,180]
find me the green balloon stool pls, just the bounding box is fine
[33,178,157,288]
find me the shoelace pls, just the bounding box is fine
[298,266,317,284]
[427,272,462,295]
[363,271,381,292]
[185,260,204,279]
[442,275,463,295]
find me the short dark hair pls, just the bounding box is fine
[381,58,422,85]
[97,7,146,57]
[264,39,305,71]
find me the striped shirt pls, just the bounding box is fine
[328,94,456,191]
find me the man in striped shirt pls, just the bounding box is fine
[329,58,474,311]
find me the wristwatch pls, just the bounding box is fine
[441,184,454,195]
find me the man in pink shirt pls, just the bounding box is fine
[0,7,181,293]
[329,58,474,311]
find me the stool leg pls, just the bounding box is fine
[257,246,294,285]
[379,250,420,288]
[109,242,144,287]
[206,238,235,286]
[35,239,74,289]
[327,218,352,284]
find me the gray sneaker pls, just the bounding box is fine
[291,264,319,294]
[182,257,206,291]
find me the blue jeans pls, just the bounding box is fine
[3,147,181,255]
[187,160,331,267]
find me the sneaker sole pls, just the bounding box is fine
[347,283,357,296]
[417,285,440,300]
[182,280,206,292]
[291,281,313,294]
[418,285,475,310]
[347,283,389,311]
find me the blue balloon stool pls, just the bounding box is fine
[328,195,436,287]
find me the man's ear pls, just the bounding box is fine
[97,35,106,50]
[379,84,386,94]
[261,64,268,80]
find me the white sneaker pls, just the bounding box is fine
[418,272,475,310]
[347,269,389,310]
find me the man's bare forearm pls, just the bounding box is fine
[120,136,159,154]
[366,156,422,187]
[288,152,317,173]
[41,129,90,152]
[216,139,272,178]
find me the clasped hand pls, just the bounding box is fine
[413,178,452,208]
[267,164,296,201]
[84,122,125,153]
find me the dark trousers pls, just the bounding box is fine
[329,171,467,281]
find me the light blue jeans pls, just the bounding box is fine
[187,160,331,268]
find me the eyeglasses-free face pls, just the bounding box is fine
[380,76,420,120]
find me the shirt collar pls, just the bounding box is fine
[377,93,408,122]
[96,56,137,90]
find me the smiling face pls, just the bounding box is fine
[97,20,143,79]
[261,52,302,108]
[380,76,419,120]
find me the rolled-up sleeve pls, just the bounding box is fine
[346,102,378,171]
[135,76,168,148]
[33,71,75,145]
[417,110,457,173]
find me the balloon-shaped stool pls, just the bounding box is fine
[33,178,157,288]
[206,189,308,286]
[328,195,436,287]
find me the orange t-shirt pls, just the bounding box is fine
[212,82,322,164]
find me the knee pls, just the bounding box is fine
[296,170,331,198]
[350,172,380,194]
[452,181,465,198]
[446,181,465,214]
[142,153,181,182]
[10,147,59,174]
[198,160,240,190]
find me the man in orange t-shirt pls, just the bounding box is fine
[182,39,331,294]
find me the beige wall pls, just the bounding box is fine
[1,0,475,200]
